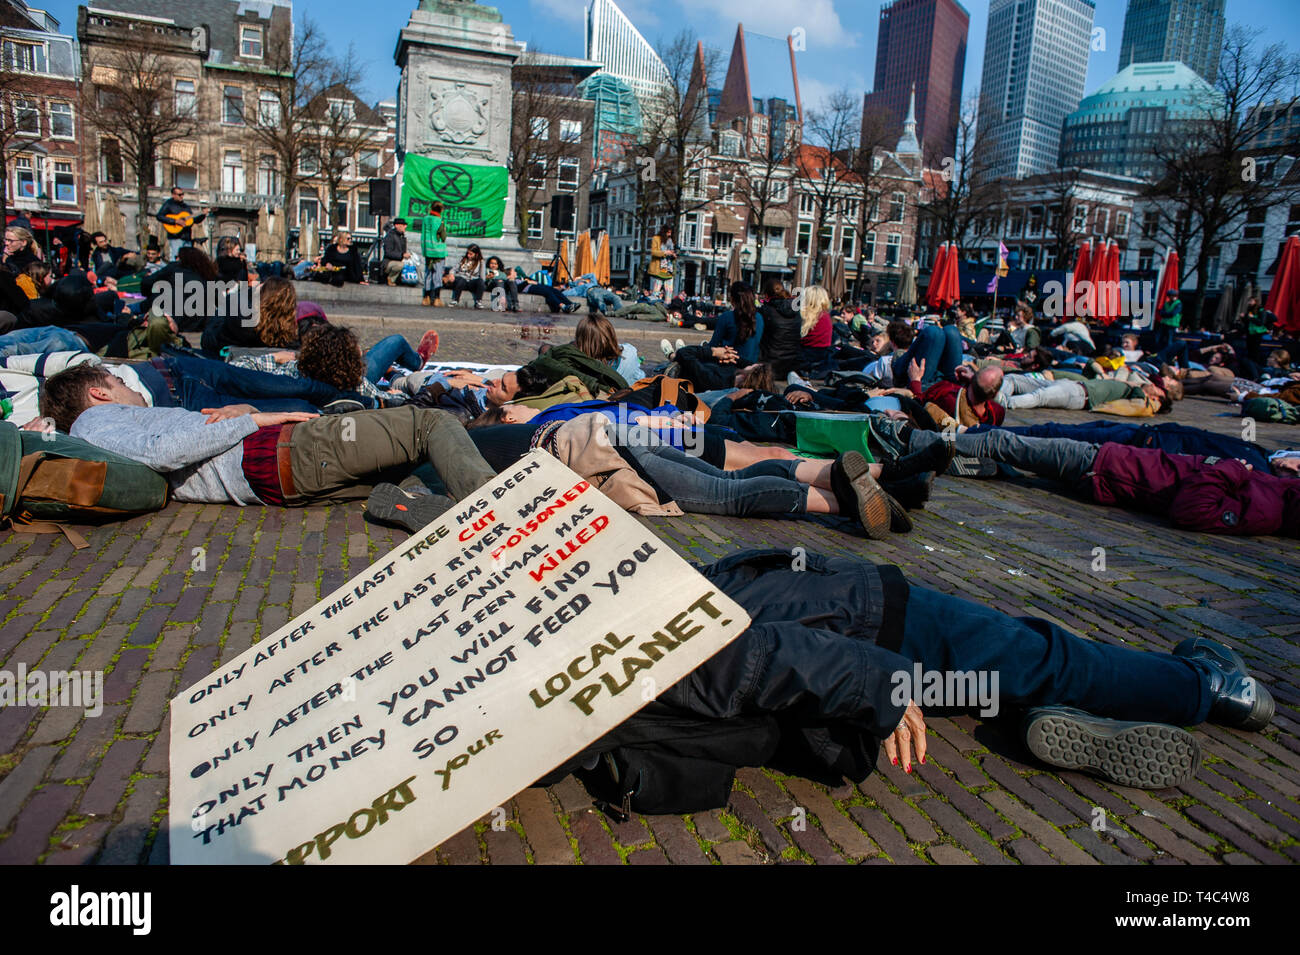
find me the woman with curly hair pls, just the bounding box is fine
[200,275,297,357]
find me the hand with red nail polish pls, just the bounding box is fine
[882,699,927,773]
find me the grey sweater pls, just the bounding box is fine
[71,405,262,505]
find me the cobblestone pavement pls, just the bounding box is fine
[1,312,1298,865]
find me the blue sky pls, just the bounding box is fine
[38,0,1300,109]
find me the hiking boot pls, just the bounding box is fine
[432,297,445,307]
[1023,706,1201,789]
[365,483,454,534]
[884,490,912,533]
[421,295,431,307]
[880,437,956,482]
[879,471,934,510]
[831,452,891,540]
[1173,638,1274,731]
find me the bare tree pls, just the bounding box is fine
[248,13,333,244]
[82,35,200,248]
[846,104,899,300]
[623,32,720,285]
[301,49,374,237]
[797,89,860,284]
[1045,167,1088,269]
[917,94,1002,261]
[0,60,41,218]
[508,52,595,247]
[731,117,800,290]
[1145,25,1300,327]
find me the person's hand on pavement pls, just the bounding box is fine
[883,700,927,773]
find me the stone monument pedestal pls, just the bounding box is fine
[395,0,523,262]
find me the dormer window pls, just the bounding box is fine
[240,25,263,59]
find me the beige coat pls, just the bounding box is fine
[548,414,684,516]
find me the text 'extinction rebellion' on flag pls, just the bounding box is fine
[400,155,508,239]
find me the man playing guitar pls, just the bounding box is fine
[156,186,208,260]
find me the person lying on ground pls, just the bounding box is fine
[37,363,496,531]
[1000,371,1171,416]
[966,418,1279,471]
[905,356,1005,427]
[554,548,1273,793]
[393,365,553,422]
[908,428,1300,536]
[37,350,348,431]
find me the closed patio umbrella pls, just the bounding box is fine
[897,259,917,306]
[726,242,742,285]
[575,230,595,278]
[102,192,127,248]
[1212,277,1236,332]
[1266,234,1300,334]
[595,231,611,286]
[926,243,950,309]
[1070,240,1092,320]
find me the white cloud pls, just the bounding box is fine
[529,0,587,26]
[530,0,662,31]
[686,0,859,50]
[798,71,866,115]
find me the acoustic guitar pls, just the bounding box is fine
[161,206,207,235]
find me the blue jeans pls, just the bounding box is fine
[0,326,86,359]
[521,283,571,312]
[149,354,338,413]
[624,438,806,517]
[900,588,1209,724]
[970,420,1271,470]
[364,334,423,383]
[587,288,622,314]
[892,324,964,387]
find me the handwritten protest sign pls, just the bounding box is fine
[169,452,750,864]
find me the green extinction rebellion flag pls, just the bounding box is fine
[401,156,508,239]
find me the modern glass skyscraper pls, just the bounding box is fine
[1118,0,1225,84]
[977,0,1095,182]
[863,0,970,161]
[584,0,670,119]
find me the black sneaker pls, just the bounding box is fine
[365,483,454,533]
[1023,706,1201,789]
[947,455,999,478]
[1173,638,1275,731]
[321,398,365,415]
[562,302,580,314]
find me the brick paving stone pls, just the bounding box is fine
[915,797,1013,864]
[483,826,528,865]
[1007,838,1059,865]
[436,826,481,865]
[46,820,113,866]
[690,808,733,845]
[0,745,58,830]
[547,775,593,814]
[27,706,84,747]
[847,806,926,865]
[858,774,940,843]
[726,792,789,856]
[1123,813,1216,864]
[514,788,575,865]
[149,629,192,671]
[122,671,176,735]
[981,791,1097,865]
[1070,826,1141,864]
[1183,806,1288,864]
[980,758,1081,828]
[646,814,710,865]
[734,766,792,813]
[97,775,166,865]
[0,783,81,864]
[79,738,148,817]
[570,812,621,865]
[103,647,150,705]
[928,845,977,865]
[784,778,877,859]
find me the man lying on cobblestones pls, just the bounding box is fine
[36,363,495,530]
[551,549,1273,801]
[908,428,1300,536]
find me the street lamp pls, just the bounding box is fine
[740,245,754,278]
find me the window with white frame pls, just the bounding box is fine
[328,98,354,121]
[720,130,741,156]
[240,25,263,59]
[3,40,46,73]
[357,188,375,231]
[798,193,815,216]
[885,233,901,266]
[528,158,547,188]
[258,90,280,126]
[528,208,544,240]
[175,79,197,117]
[841,231,855,259]
[765,227,784,248]
[1095,208,1110,235]
[769,179,788,203]
[842,198,859,220]
[299,148,320,175]
[559,119,582,143]
[1115,211,1130,237]
[862,231,876,264]
[890,192,905,222]
[299,187,319,226]
[223,86,245,125]
[796,221,811,254]
[49,102,74,139]
[222,150,245,192]
[14,97,39,135]
[14,156,36,198]
[357,149,380,177]
[557,157,579,191]
[1071,205,1087,232]
[818,225,834,254]
[174,165,198,190]
[530,117,549,140]
[256,155,277,195]
[718,176,734,201]
[683,213,700,250]
[53,160,75,204]
[100,138,124,183]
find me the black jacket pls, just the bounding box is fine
[381,229,407,262]
[760,298,803,377]
[541,549,912,809]
[156,197,206,241]
[320,243,364,283]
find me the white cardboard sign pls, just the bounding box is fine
[169,451,750,864]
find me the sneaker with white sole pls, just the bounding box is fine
[661,338,674,359]
[365,483,454,534]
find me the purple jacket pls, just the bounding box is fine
[1091,444,1300,536]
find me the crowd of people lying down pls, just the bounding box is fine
[2,260,1288,807]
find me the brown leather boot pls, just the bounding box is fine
[421,295,431,307]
